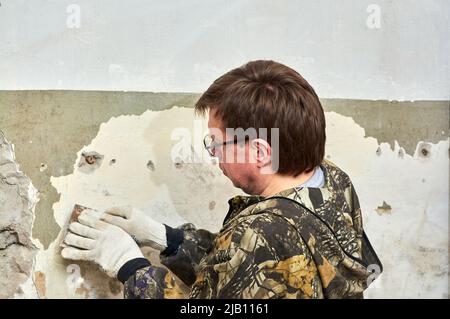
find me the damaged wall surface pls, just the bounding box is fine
[0,92,448,299]
[0,132,38,298]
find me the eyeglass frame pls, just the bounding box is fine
[203,133,249,157]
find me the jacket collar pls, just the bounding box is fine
[222,160,339,225]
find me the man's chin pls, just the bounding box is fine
[232,181,253,195]
[230,179,243,191]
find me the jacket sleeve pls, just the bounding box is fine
[159,223,217,287]
[120,222,217,299]
[158,196,264,287]
[122,264,188,299]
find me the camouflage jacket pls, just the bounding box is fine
[122,160,382,299]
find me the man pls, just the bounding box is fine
[61,60,382,298]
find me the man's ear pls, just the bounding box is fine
[250,139,273,173]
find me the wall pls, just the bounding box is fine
[1,0,449,101]
[0,0,448,298]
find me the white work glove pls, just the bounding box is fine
[101,206,167,251]
[61,209,145,278]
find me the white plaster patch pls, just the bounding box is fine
[13,275,39,299]
[325,111,449,298]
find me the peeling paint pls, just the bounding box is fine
[0,133,39,298]
[323,99,449,155]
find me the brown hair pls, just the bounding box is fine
[195,60,326,176]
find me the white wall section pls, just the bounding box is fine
[0,0,449,100]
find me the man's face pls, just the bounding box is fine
[207,111,261,195]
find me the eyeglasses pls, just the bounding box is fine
[203,134,248,157]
